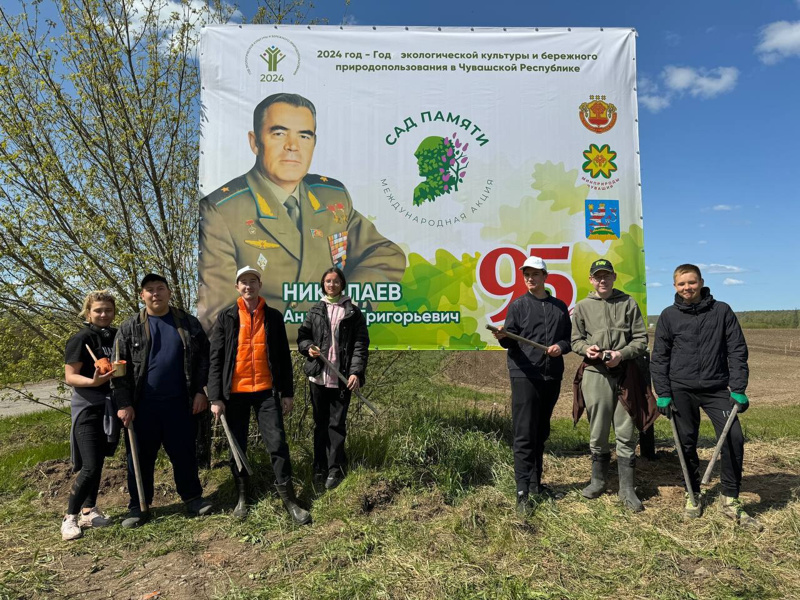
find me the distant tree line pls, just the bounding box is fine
[648,309,800,330]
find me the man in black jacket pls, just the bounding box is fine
[208,266,310,525]
[493,256,572,514]
[112,274,213,528]
[651,264,761,529]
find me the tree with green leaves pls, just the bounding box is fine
[0,0,333,377]
[0,0,338,462]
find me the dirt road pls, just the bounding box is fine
[0,380,68,417]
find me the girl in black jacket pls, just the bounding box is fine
[61,291,119,540]
[297,267,369,490]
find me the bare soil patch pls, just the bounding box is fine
[22,439,797,600]
[442,329,800,416]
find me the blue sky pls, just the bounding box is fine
[233,0,797,314]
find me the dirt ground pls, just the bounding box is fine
[6,329,800,599]
[19,440,800,600]
[442,329,800,419]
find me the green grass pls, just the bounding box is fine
[1,355,800,599]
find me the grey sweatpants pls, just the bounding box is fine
[581,368,637,460]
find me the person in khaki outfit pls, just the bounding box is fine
[198,92,406,332]
[571,259,648,511]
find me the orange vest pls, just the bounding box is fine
[231,297,273,393]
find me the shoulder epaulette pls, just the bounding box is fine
[304,173,345,189]
[204,175,251,207]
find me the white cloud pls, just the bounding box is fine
[639,95,671,112]
[698,240,707,244]
[110,0,238,55]
[648,282,664,288]
[723,278,745,286]
[698,263,745,274]
[663,66,739,99]
[712,204,733,211]
[638,65,738,112]
[756,20,800,64]
[342,14,358,25]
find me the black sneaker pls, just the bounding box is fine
[532,484,564,500]
[325,469,344,490]
[515,490,530,516]
[186,497,213,517]
[121,507,149,529]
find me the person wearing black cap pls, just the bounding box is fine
[208,266,310,525]
[112,273,213,527]
[493,256,572,514]
[571,259,649,512]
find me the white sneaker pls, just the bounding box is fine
[78,508,112,528]
[61,514,83,541]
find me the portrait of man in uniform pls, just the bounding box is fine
[198,93,406,331]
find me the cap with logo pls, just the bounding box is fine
[589,259,615,276]
[235,266,261,283]
[519,256,548,272]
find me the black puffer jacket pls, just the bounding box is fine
[499,291,572,381]
[297,297,369,387]
[651,288,748,397]
[207,300,294,403]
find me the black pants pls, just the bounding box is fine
[68,405,107,514]
[309,382,351,475]
[227,390,292,484]
[125,396,203,509]
[672,388,744,497]
[510,377,560,493]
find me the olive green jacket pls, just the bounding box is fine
[198,166,406,332]
[570,289,648,372]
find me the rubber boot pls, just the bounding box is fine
[582,453,610,499]
[275,481,312,525]
[617,458,644,512]
[233,476,248,519]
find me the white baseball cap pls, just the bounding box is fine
[235,266,261,283]
[519,256,548,272]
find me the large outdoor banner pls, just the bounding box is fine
[198,26,645,349]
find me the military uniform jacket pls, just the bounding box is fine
[198,166,406,331]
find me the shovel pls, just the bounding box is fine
[219,413,253,476]
[669,413,698,508]
[310,345,380,417]
[701,404,740,485]
[485,324,550,352]
[127,423,149,514]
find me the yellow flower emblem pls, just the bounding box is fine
[582,144,618,179]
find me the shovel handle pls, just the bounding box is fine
[127,423,149,514]
[701,403,740,485]
[310,345,380,417]
[670,415,698,507]
[219,413,244,473]
[485,325,550,352]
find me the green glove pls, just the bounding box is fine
[730,392,749,413]
[656,397,672,417]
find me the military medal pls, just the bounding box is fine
[258,253,268,270]
[328,231,347,269]
[246,219,256,234]
[245,240,279,249]
[326,203,347,224]
[310,228,324,238]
